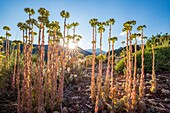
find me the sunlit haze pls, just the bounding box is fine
[69,41,76,49]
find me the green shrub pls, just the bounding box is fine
[115,58,125,73]
[115,46,170,73]
[136,50,152,72]
[0,53,24,91]
[0,67,13,91]
[32,54,38,63]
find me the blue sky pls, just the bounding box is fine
[0,0,170,51]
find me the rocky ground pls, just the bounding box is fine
[144,72,170,113]
[62,68,170,113]
[0,68,170,113]
[0,90,17,113]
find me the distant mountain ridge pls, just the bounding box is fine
[85,48,106,55]
[108,45,141,56]
[2,40,92,58]
[27,44,92,57]
[76,46,92,56]
[85,45,142,57]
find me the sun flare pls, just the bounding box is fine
[69,41,76,49]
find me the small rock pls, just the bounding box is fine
[148,99,157,106]
[85,88,91,92]
[165,104,170,109]
[94,73,98,78]
[86,85,90,88]
[159,103,165,108]
[85,104,92,109]
[156,106,167,112]
[81,110,85,113]
[118,82,122,85]
[161,89,170,94]
[149,105,156,112]
[164,98,170,103]
[78,87,81,91]
[62,107,68,113]
[118,79,126,82]
[161,84,168,89]
[146,73,150,76]
[146,85,151,89]
[156,78,159,81]
[102,110,107,113]
[37,106,46,113]
[145,81,150,85]
[145,93,151,97]
[166,79,170,85]
[158,75,161,77]
[71,96,81,100]
[53,111,60,113]
[75,104,80,110]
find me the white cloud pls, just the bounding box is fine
[120,32,126,36]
